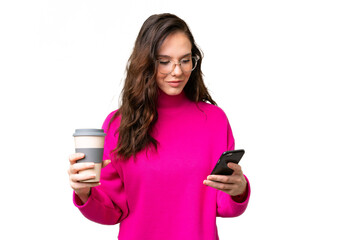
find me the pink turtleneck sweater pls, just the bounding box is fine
[73,90,250,240]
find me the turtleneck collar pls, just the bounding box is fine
[156,89,190,110]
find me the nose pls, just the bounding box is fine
[171,63,183,76]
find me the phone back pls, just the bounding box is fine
[211,150,245,175]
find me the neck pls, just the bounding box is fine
[157,89,189,110]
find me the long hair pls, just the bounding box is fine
[111,13,216,160]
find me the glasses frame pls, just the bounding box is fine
[156,55,200,75]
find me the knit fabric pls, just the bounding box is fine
[73,90,250,240]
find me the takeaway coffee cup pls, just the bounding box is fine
[73,129,106,182]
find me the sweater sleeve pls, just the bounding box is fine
[216,117,251,217]
[73,111,129,225]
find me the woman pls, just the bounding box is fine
[68,13,250,240]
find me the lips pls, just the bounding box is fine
[167,80,182,87]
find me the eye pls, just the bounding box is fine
[158,60,170,65]
[180,58,191,64]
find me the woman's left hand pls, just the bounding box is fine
[203,162,247,198]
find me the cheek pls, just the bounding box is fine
[156,72,165,85]
[184,72,191,83]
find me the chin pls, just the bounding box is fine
[161,87,184,96]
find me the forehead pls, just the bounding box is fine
[157,31,192,58]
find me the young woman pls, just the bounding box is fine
[68,13,250,240]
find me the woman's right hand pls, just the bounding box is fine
[68,153,110,204]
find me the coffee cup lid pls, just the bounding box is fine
[73,129,106,137]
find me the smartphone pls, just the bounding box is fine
[211,149,245,175]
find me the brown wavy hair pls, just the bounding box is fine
[110,13,216,160]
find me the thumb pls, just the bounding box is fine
[102,159,111,168]
[227,162,242,174]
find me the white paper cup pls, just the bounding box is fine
[73,129,106,182]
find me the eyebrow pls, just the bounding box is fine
[157,53,192,59]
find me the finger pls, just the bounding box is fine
[69,162,95,174]
[69,153,85,164]
[203,179,233,191]
[102,159,111,168]
[207,175,237,184]
[70,172,96,182]
[227,162,242,175]
[70,181,100,191]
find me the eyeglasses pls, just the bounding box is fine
[156,56,199,75]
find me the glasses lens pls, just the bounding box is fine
[158,56,198,74]
[157,60,170,74]
[180,57,196,73]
